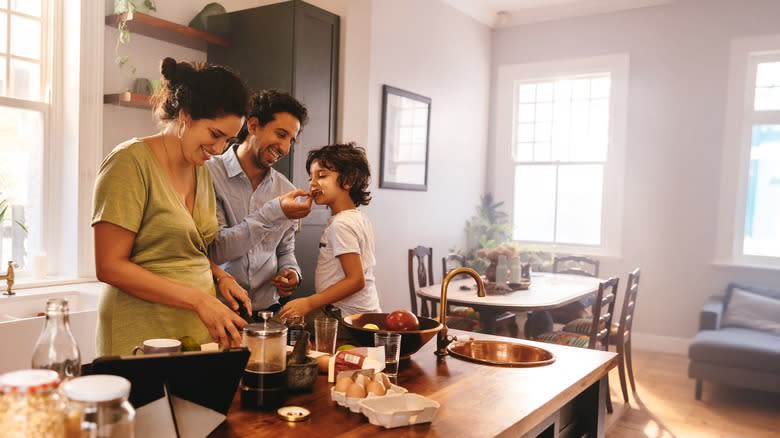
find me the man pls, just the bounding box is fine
[208,89,311,317]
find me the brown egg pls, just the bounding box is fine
[334,375,353,393]
[354,373,370,387]
[365,380,386,396]
[316,354,331,374]
[345,382,366,398]
[374,372,392,390]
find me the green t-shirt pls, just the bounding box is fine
[91,138,218,356]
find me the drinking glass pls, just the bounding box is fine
[314,317,338,354]
[374,332,401,382]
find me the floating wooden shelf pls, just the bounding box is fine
[103,92,152,109]
[105,12,232,51]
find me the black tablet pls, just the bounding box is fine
[87,347,249,438]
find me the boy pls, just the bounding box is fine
[278,143,381,321]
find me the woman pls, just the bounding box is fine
[92,57,252,355]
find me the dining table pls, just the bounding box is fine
[416,273,602,335]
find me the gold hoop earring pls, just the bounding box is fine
[177,122,186,139]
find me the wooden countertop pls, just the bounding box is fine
[210,330,617,437]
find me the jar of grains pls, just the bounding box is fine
[0,369,66,438]
[62,374,135,438]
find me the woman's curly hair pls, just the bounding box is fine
[151,57,248,123]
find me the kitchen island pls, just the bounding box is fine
[211,330,617,437]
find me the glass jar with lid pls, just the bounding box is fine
[62,374,135,438]
[0,369,66,438]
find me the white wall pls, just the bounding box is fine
[490,0,780,351]
[363,0,492,313]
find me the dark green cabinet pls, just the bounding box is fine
[207,0,339,183]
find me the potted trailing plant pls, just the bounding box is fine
[112,0,157,74]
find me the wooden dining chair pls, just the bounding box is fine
[561,268,641,404]
[614,268,641,403]
[548,255,600,324]
[408,246,482,331]
[553,255,600,277]
[441,253,519,338]
[408,246,435,317]
[536,276,620,413]
[442,253,466,277]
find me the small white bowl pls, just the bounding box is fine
[358,393,440,429]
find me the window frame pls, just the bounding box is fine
[0,0,52,278]
[716,34,780,270]
[494,54,629,258]
[1,0,104,287]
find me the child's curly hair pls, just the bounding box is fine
[306,142,372,207]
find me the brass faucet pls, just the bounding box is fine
[1,261,15,296]
[435,267,485,356]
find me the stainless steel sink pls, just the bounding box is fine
[447,340,555,367]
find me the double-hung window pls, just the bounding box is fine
[494,54,628,256]
[717,35,780,268]
[0,0,51,275]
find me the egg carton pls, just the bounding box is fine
[331,384,408,413]
[359,393,440,429]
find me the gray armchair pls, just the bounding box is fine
[688,283,780,400]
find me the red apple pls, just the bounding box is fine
[385,310,420,331]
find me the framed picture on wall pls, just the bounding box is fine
[379,85,431,191]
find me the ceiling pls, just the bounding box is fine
[441,0,675,28]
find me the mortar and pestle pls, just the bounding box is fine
[285,330,318,392]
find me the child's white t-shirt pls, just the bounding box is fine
[314,209,381,317]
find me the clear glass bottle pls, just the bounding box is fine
[63,375,135,438]
[0,369,66,438]
[32,298,81,380]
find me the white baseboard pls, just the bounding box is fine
[631,332,691,355]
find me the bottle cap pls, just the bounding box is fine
[0,369,60,394]
[63,375,131,402]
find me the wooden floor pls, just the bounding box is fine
[603,349,780,438]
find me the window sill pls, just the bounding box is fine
[711,260,780,272]
[7,276,99,291]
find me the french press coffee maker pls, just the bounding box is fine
[240,311,288,410]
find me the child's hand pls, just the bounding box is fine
[279,189,312,219]
[279,296,314,320]
[271,269,298,297]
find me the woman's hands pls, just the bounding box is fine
[194,293,248,348]
[216,275,252,315]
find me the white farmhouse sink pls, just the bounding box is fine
[0,290,99,320]
[0,283,102,374]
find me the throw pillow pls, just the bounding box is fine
[721,288,780,334]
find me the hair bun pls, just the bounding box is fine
[160,57,177,80]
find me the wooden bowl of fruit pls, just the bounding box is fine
[340,311,443,359]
